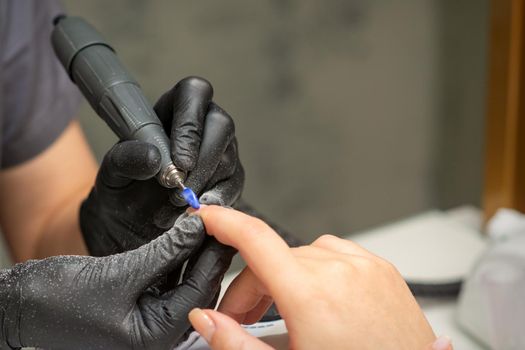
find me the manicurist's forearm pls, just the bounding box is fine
[0,122,97,262]
[33,189,90,259]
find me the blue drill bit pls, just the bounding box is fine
[181,187,200,209]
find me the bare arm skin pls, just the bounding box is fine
[0,121,97,261]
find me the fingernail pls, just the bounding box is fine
[186,207,198,215]
[186,204,207,216]
[189,308,216,342]
[432,335,452,350]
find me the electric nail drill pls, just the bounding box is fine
[51,16,200,209]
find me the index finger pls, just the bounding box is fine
[198,205,298,293]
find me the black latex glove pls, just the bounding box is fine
[0,214,234,350]
[80,76,244,256]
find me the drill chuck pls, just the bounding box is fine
[159,164,185,189]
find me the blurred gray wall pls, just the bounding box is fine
[62,0,488,243]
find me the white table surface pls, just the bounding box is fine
[351,206,488,349]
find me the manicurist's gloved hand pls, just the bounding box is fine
[0,214,233,350]
[80,76,244,256]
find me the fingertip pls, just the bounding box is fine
[194,309,272,350]
[178,76,214,97]
[196,204,220,215]
[192,205,215,230]
[145,144,162,171]
[197,205,234,229]
[189,308,216,343]
[186,204,208,217]
[198,206,274,246]
[101,141,162,186]
[198,204,231,214]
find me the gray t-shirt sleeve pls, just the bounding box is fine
[0,0,81,168]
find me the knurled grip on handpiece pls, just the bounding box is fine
[51,16,185,189]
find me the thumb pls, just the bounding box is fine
[99,140,161,188]
[189,309,273,350]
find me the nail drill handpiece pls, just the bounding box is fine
[52,16,200,208]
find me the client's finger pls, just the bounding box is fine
[243,296,274,325]
[189,309,273,350]
[198,206,298,293]
[218,268,271,324]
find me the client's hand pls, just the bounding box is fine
[188,206,439,350]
